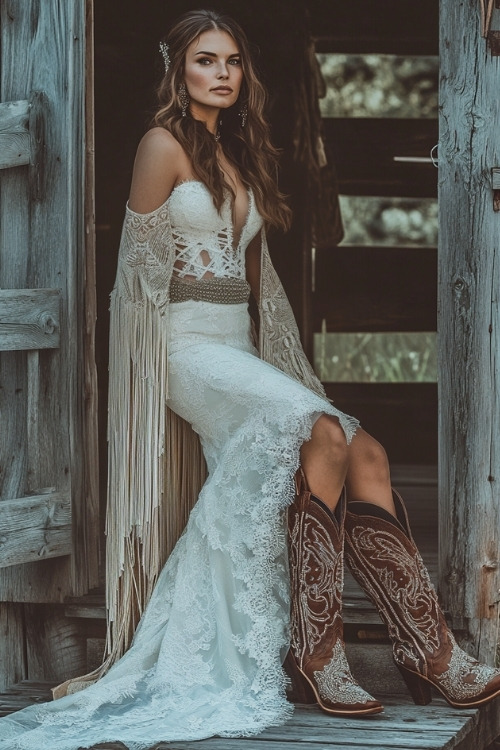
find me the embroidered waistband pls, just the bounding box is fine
[169,275,251,305]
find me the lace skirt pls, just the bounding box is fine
[0,301,357,750]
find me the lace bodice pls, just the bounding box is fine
[168,180,263,281]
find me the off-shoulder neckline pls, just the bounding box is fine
[126,180,210,218]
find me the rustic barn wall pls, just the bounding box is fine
[0,1,99,600]
[0,0,99,690]
[439,0,500,662]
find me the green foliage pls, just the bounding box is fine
[314,332,437,383]
[339,196,438,247]
[317,53,439,119]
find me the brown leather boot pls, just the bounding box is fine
[344,491,500,708]
[285,470,383,715]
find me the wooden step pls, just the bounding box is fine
[1,680,498,750]
[0,681,54,718]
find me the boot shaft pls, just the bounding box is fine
[288,471,345,669]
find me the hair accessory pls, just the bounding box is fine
[239,103,248,128]
[178,82,190,117]
[159,41,170,73]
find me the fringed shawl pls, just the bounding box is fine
[54,198,328,697]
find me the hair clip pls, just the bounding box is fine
[159,41,170,73]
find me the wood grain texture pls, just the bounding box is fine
[0,288,60,350]
[0,603,26,691]
[80,0,100,593]
[0,0,99,602]
[439,0,500,662]
[24,604,87,683]
[0,98,30,169]
[0,686,496,750]
[0,492,71,567]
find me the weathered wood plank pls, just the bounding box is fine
[439,0,500,661]
[0,683,495,750]
[0,604,26,692]
[80,0,100,597]
[0,288,60,351]
[0,0,99,603]
[25,604,87,684]
[0,492,71,568]
[0,99,30,169]
[26,350,41,491]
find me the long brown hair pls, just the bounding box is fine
[153,9,291,232]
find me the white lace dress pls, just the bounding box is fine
[0,182,358,750]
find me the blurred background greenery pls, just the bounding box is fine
[314,53,438,383]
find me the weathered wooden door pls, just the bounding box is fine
[439,0,500,663]
[0,0,99,686]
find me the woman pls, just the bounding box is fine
[1,9,499,750]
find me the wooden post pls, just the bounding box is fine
[439,0,500,662]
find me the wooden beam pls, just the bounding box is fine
[313,246,437,332]
[323,118,438,198]
[79,0,101,594]
[0,99,30,170]
[0,289,60,351]
[439,0,500,662]
[309,0,439,56]
[0,492,71,568]
[0,604,26,691]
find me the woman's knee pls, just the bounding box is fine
[311,415,349,459]
[351,430,390,478]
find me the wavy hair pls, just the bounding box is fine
[152,9,291,232]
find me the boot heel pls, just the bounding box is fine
[283,650,316,704]
[397,665,432,705]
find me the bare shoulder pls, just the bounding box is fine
[138,127,182,158]
[128,127,185,213]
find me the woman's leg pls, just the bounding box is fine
[300,416,395,516]
[344,428,395,515]
[299,415,349,509]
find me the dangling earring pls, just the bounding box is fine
[214,119,222,143]
[178,82,190,117]
[238,103,248,128]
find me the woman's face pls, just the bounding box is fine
[183,29,243,119]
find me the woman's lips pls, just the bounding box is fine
[211,87,233,94]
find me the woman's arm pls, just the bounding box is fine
[128,127,185,213]
[245,231,262,304]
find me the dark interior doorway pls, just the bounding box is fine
[94,0,321,510]
[94,1,439,537]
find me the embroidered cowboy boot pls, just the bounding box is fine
[285,470,383,715]
[344,492,500,708]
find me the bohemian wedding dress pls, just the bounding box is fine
[0,181,358,750]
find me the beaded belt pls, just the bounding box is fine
[169,275,251,305]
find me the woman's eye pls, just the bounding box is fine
[229,58,241,66]
[197,58,212,65]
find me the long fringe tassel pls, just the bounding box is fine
[53,290,206,698]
